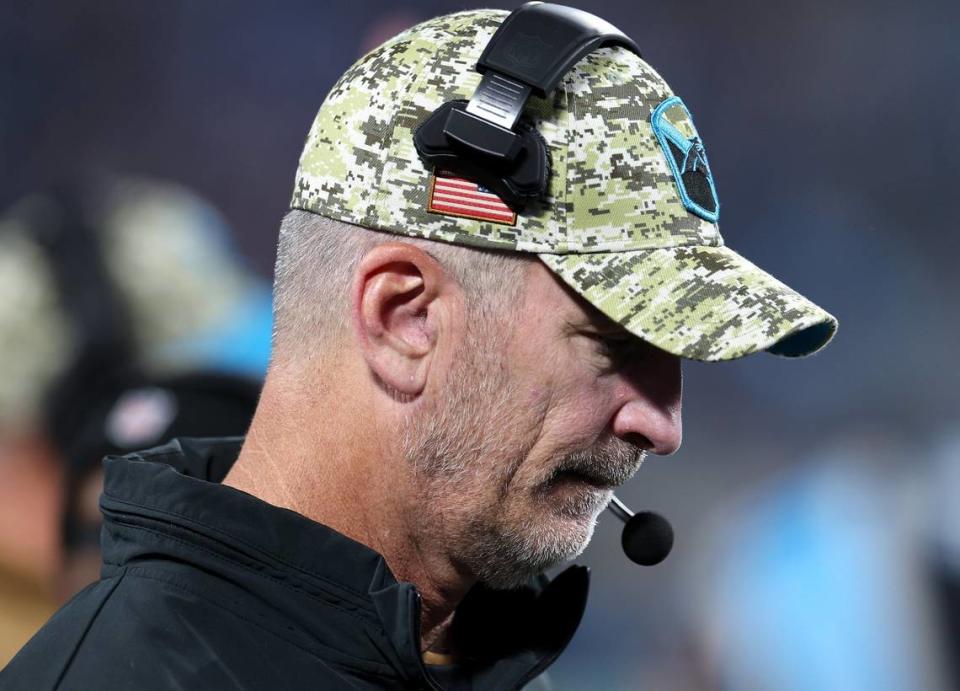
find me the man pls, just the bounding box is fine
[1,5,836,690]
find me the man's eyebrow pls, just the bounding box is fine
[560,318,593,336]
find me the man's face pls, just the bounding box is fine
[403,261,683,589]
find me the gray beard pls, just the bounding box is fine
[456,439,644,589]
[401,335,645,589]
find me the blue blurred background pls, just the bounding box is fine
[1,0,958,688]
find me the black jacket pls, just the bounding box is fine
[1,438,589,690]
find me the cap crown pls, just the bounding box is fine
[293,10,721,254]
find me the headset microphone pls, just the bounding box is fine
[607,495,674,566]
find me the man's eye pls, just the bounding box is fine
[597,336,632,357]
[584,333,633,361]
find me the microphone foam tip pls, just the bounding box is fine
[621,510,674,566]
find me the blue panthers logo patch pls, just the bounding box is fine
[651,96,719,222]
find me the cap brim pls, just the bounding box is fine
[538,245,837,362]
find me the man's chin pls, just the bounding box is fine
[538,474,614,521]
[468,501,601,590]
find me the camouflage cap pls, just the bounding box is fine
[292,9,837,361]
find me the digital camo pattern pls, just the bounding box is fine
[540,247,836,361]
[293,9,719,253]
[292,9,836,359]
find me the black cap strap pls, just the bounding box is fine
[415,2,641,210]
[477,1,640,97]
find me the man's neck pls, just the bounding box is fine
[222,381,475,654]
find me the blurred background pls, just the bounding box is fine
[1,0,957,688]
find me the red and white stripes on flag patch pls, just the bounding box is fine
[427,171,517,226]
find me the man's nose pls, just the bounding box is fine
[609,353,683,455]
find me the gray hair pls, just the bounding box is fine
[271,210,531,359]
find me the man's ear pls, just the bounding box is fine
[352,243,458,399]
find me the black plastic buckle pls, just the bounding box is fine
[414,2,641,211]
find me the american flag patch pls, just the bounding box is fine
[427,171,517,226]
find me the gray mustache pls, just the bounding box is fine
[548,441,647,487]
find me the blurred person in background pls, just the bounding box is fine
[683,429,958,691]
[0,176,271,665]
[927,431,960,688]
[2,5,837,690]
[53,369,262,600]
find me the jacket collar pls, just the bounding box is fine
[100,437,589,689]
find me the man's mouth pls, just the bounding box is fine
[539,466,619,521]
[545,445,646,492]
[551,467,618,490]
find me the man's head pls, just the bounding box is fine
[269,210,680,588]
[257,5,836,589]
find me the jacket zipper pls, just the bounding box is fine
[411,590,444,691]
